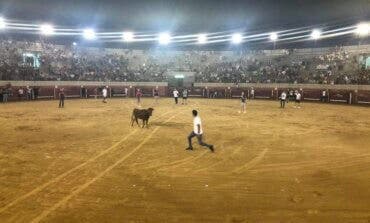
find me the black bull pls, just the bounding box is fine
[131,108,154,128]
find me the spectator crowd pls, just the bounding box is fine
[0,39,369,84]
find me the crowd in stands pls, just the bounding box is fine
[0,39,369,84]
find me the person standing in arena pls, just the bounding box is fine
[18,87,24,101]
[124,87,129,98]
[182,88,188,105]
[280,91,287,108]
[173,88,179,104]
[59,88,65,108]
[295,91,302,108]
[102,86,108,103]
[240,91,247,113]
[153,88,159,104]
[250,88,255,99]
[136,88,142,105]
[186,110,214,152]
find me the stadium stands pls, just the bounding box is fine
[0,39,369,85]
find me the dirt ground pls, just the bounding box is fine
[0,98,370,223]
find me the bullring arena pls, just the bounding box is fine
[0,84,370,222]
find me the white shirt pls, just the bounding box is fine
[296,93,301,100]
[322,91,326,96]
[102,88,108,97]
[281,92,287,100]
[173,90,179,98]
[193,116,203,135]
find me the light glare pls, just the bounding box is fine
[231,33,242,44]
[198,34,207,44]
[0,17,6,29]
[40,24,55,35]
[158,32,171,45]
[270,32,278,41]
[122,32,134,42]
[311,29,321,40]
[83,29,96,40]
[356,23,369,36]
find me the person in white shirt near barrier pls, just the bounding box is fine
[280,91,287,108]
[173,89,179,104]
[295,91,302,108]
[102,87,108,103]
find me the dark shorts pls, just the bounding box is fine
[296,99,301,103]
[183,97,187,99]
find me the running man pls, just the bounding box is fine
[186,110,214,152]
[240,91,246,113]
[173,88,179,104]
[280,91,287,108]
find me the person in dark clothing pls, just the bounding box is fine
[59,88,65,108]
[33,87,39,100]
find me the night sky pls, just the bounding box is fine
[1,0,369,31]
[0,0,369,48]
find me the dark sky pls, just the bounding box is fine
[1,0,369,32]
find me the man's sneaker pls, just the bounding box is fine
[186,147,193,151]
[209,145,214,152]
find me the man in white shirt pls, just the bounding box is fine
[280,91,287,108]
[124,87,128,98]
[295,91,301,108]
[186,110,214,152]
[102,87,108,103]
[173,89,179,104]
[321,90,328,102]
[250,88,255,99]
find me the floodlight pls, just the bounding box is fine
[122,32,134,42]
[83,28,96,40]
[270,32,278,41]
[311,29,321,40]
[158,32,171,45]
[0,17,6,29]
[231,33,242,44]
[198,34,207,44]
[40,24,55,35]
[356,23,369,36]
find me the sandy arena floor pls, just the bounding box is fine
[0,98,370,223]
